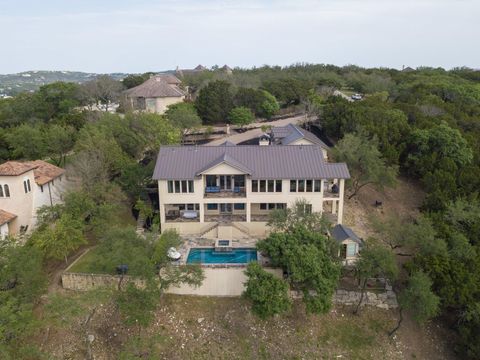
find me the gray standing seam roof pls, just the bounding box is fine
[272,124,329,148]
[331,224,363,245]
[153,145,350,180]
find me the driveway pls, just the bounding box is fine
[206,114,307,145]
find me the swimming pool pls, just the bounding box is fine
[186,247,257,264]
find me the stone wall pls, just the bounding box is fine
[61,272,144,291]
[333,289,398,309]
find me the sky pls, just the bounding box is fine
[0,0,478,74]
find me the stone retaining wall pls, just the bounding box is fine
[61,272,144,291]
[333,289,398,309]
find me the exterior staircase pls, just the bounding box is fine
[198,223,219,237]
[231,222,250,237]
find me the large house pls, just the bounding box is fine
[0,160,66,238]
[263,123,330,159]
[124,74,186,114]
[153,143,350,238]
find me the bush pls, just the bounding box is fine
[243,262,291,318]
[228,106,255,127]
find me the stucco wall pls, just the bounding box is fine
[166,267,283,296]
[143,96,184,114]
[0,170,36,234]
[158,174,346,235]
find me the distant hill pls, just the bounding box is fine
[0,70,129,96]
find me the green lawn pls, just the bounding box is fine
[68,247,112,274]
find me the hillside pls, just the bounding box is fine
[0,70,128,96]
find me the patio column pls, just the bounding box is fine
[332,199,337,214]
[337,179,345,224]
[199,203,205,223]
[246,202,251,223]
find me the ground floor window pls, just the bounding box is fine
[234,203,245,210]
[207,203,218,210]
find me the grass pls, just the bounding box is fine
[67,247,111,274]
[37,292,400,359]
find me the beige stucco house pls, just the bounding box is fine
[124,74,186,114]
[153,143,350,238]
[0,160,66,238]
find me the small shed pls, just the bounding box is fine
[330,224,363,264]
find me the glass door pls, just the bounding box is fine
[220,203,233,214]
[219,176,232,191]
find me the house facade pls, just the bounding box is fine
[124,74,186,114]
[153,144,350,238]
[0,160,66,238]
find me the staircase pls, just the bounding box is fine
[231,222,250,237]
[198,223,219,237]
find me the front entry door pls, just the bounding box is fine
[220,203,232,214]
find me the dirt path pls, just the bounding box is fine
[46,245,93,294]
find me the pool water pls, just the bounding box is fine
[187,247,257,264]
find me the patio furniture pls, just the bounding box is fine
[205,186,221,193]
[182,210,198,219]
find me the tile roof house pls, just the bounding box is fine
[0,160,67,238]
[153,144,349,238]
[124,74,186,114]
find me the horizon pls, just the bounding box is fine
[1,0,478,74]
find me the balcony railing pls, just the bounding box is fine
[204,214,247,222]
[165,210,200,223]
[204,186,246,198]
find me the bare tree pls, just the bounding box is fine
[83,75,124,112]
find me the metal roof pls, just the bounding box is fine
[272,124,329,148]
[331,224,363,245]
[153,145,350,180]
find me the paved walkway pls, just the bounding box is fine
[206,114,306,145]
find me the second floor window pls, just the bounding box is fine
[0,184,10,198]
[168,180,194,193]
[23,179,31,193]
[252,179,282,193]
[290,179,322,193]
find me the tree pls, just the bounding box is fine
[30,213,87,264]
[122,73,153,89]
[333,132,398,199]
[165,102,202,136]
[369,214,446,257]
[389,271,439,336]
[83,75,124,112]
[234,88,279,119]
[195,80,234,124]
[257,225,340,313]
[243,262,291,318]
[353,243,398,315]
[44,124,76,166]
[228,106,255,128]
[0,244,47,357]
[268,199,330,234]
[406,122,473,178]
[5,124,47,159]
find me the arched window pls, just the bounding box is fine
[4,184,10,197]
[0,185,3,197]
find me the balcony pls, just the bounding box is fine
[323,183,340,198]
[165,210,200,223]
[204,214,247,223]
[204,186,246,198]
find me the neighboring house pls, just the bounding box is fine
[153,143,350,237]
[0,160,66,236]
[330,224,364,265]
[220,65,233,74]
[124,74,186,114]
[175,64,207,77]
[0,209,16,239]
[262,123,330,160]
